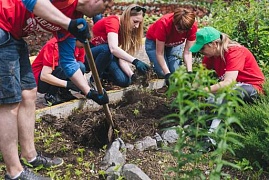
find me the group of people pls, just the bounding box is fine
[0,0,265,179]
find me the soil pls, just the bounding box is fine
[32,89,269,179]
[38,89,178,179]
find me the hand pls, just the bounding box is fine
[68,18,91,43]
[86,89,109,105]
[164,73,171,87]
[132,59,149,74]
[66,81,81,92]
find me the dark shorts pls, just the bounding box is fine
[0,28,36,104]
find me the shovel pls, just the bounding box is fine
[83,39,114,144]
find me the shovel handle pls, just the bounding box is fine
[83,40,114,127]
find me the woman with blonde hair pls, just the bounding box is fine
[190,27,265,150]
[145,8,197,85]
[90,4,149,87]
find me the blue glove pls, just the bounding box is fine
[86,89,109,105]
[68,18,90,43]
[132,59,149,74]
[164,73,171,87]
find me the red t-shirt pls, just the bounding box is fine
[31,38,85,84]
[203,46,265,92]
[90,15,120,46]
[0,0,82,39]
[146,13,198,47]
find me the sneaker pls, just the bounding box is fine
[58,89,77,101]
[5,167,51,180]
[21,152,64,168]
[44,93,64,106]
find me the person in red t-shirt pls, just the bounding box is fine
[32,37,86,106]
[90,4,150,87]
[190,26,265,98]
[145,8,197,85]
[0,0,112,179]
[189,27,265,151]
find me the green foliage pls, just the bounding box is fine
[233,81,269,171]
[201,0,269,64]
[164,65,244,179]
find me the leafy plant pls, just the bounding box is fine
[201,0,269,64]
[164,65,244,179]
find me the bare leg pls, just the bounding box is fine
[0,103,23,177]
[70,69,91,95]
[19,88,38,161]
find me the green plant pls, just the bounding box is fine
[202,0,269,64]
[233,81,269,171]
[164,65,244,179]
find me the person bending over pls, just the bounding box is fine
[32,37,86,105]
[90,4,149,87]
[145,8,197,86]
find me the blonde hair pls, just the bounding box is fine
[209,33,240,61]
[119,4,144,55]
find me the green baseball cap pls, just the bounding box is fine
[190,27,221,53]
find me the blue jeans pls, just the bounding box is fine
[38,61,85,94]
[145,38,184,78]
[86,44,112,77]
[0,28,36,104]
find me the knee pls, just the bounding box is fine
[22,88,37,102]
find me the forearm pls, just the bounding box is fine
[119,59,133,77]
[110,46,135,63]
[40,74,67,88]
[156,54,169,75]
[205,80,232,93]
[183,52,193,72]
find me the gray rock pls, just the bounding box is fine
[122,164,151,180]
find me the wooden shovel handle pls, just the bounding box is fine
[84,40,114,127]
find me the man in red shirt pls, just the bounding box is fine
[0,0,111,179]
[32,37,86,105]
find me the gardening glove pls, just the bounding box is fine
[66,81,81,92]
[132,59,150,74]
[68,18,91,43]
[86,89,109,105]
[164,73,171,87]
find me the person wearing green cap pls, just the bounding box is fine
[190,26,265,152]
[145,8,197,86]
[190,26,264,98]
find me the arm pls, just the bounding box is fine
[107,32,136,63]
[205,71,238,93]
[183,40,195,72]
[118,59,134,77]
[40,66,68,87]
[23,0,70,30]
[156,39,170,75]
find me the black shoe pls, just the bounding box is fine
[58,89,77,101]
[21,152,64,168]
[5,167,51,180]
[44,93,64,106]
